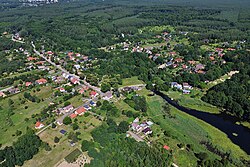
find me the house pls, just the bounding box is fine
[169,52,177,56]
[75,107,86,115]
[171,82,182,90]
[163,145,170,150]
[46,51,54,55]
[131,123,142,132]
[102,91,113,101]
[0,91,6,97]
[90,91,98,98]
[63,105,74,113]
[36,78,47,85]
[70,78,79,85]
[174,58,183,63]
[195,64,205,71]
[69,141,75,147]
[59,87,66,92]
[25,82,32,87]
[183,83,192,90]
[133,117,139,123]
[35,121,44,129]
[70,113,77,119]
[60,129,67,135]
[146,121,154,126]
[79,86,89,94]
[183,89,191,94]
[89,101,96,107]
[27,57,37,61]
[142,127,152,135]
[84,105,91,110]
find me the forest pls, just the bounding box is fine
[202,50,250,121]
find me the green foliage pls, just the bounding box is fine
[0,129,41,167]
[63,117,72,125]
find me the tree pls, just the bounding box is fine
[117,121,129,133]
[64,101,71,107]
[101,82,111,93]
[72,123,79,131]
[63,117,72,125]
[81,140,94,152]
[54,136,60,143]
[51,123,56,128]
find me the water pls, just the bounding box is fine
[154,91,250,155]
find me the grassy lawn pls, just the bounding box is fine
[137,88,250,164]
[0,86,53,146]
[165,90,220,114]
[119,76,144,87]
[24,113,102,167]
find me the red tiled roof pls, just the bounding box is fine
[36,78,47,84]
[76,107,86,115]
[26,82,32,87]
[35,121,43,127]
[163,145,170,150]
[90,91,97,96]
[70,113,77,119]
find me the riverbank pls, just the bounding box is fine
[165,90,250,130]
[137,89,250,163]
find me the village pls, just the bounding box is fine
[0,22,248,167]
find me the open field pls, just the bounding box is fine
[0,86,53,146]
[165,90,220,114]
[137,88,250,164]
[23,113,101,167]
[119,76,144,87]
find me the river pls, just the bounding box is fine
[154,91,250,155]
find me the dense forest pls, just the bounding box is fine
[0,129,42,167]
[83,122,172,167]
[202,50,250,121]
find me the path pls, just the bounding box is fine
[31,41,103,96]
[127,131,144,142]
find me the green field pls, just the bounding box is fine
[166,90,220,114]
[0,86,53,146]
[119,76,144,87]
[137,88,249,165]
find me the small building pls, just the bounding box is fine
[35,121,44,129]
[90,91,98,98]
[89,101,96,107]
[70,113,77,119]
[142,127,152,135]
[25,82,32,87]
[63,105,74,113]
[75,107,86,116]
[131,123,142,132]
[0,91,6,97]
[84,105,91,110]
[102,91,113,101]
[183,83,192,90]
[36,78,47,85]
[183,89,191,94]
[163,145,170,150]
[60,129,67,135]
[70,78,79,85]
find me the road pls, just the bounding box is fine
[127,131,144,142]
[31,41,103,96]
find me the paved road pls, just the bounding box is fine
[31,42,103,96]
[0,86,14,92]
[127,131,144,142]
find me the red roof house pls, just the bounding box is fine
[27,57,37,61]
[75,107,86,115]
[35,121,44,129]
[90,91,98,97]
[163,145,170,150]
[70,78,79,85]
[36,78,47,85]
[70,113,77,119]
[25,82,32,87]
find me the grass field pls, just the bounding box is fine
[137,88,250,164]
[166,90,220,114]
[0,86,53,146]
[119,76,144,87]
